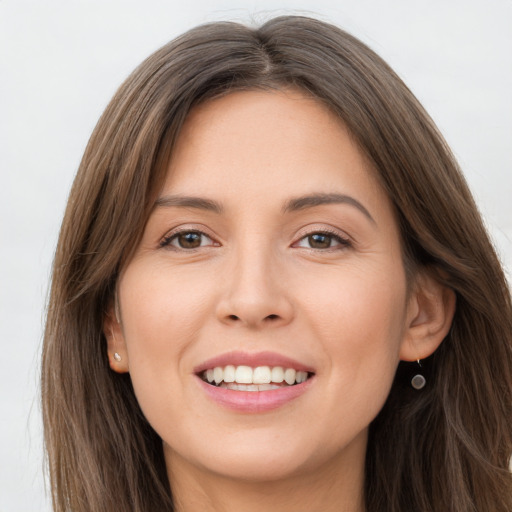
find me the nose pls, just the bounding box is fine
[215,243,295,329]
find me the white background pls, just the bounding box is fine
[1,1,511,510]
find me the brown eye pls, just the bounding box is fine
[307,233,333,249]
[294,231,351,250]
[162,230,214,249]
[177,232,202,248]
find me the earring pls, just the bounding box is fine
[411,359,426,390]
[114,352,122,362]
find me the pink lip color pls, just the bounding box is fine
[194,350,315,413]
[197,376,314,413]
[193,350,315,374]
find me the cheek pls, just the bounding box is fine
[301,263,408,396]
[120,260,214,343]
[117,263,216,414]
[303,274,407,459]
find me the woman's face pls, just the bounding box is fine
[112,89,417,483]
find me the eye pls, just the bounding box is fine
[294,231,350,250]
[161,230,216,250]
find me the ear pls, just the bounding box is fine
[399,271,456,361]
[103,300,130,373]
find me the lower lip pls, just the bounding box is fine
[197,377,314,413]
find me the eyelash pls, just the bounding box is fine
[160,229,217,250]
[293,229,352,251]
[160,228,351,252]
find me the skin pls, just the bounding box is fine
[106,89,455,512]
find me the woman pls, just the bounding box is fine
[42,15,512,512]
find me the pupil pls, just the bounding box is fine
[309,234,331,249]
[179,232,201,248]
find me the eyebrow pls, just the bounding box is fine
[154,195,224,214]
[283,193,375,224]
[154,192,375,224]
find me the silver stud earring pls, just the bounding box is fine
[411,359,426,390]
[114,352,122,362]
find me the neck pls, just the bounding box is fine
[165,434,366,512]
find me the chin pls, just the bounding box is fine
[165,429,323,482]
[165,424,367,486]
[203,451,316,484]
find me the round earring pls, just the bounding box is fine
[411,359,426,390]
[114,352,122,362]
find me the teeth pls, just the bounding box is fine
[271,366,284,383]
[220,383,282,391]
[296,371,308,383]
[223,365,235,383]
[202,365,310,387]
[253,366,271,384]
[235,365,253,384]
[213,367,223,385]
[284,368,296,385]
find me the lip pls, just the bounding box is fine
[193,350,315,374]
[194,350,316,413]
[197,375,315,413]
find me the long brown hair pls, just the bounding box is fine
[42,16,512,511]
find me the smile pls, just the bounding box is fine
[195,351,315,412]
[202,365,310,391]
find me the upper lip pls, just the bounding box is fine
[193,350,315,374]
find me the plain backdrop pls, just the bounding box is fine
[1,0,511,510]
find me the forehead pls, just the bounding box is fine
[164,89,387,213]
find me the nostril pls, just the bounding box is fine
[221,312,286,326]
